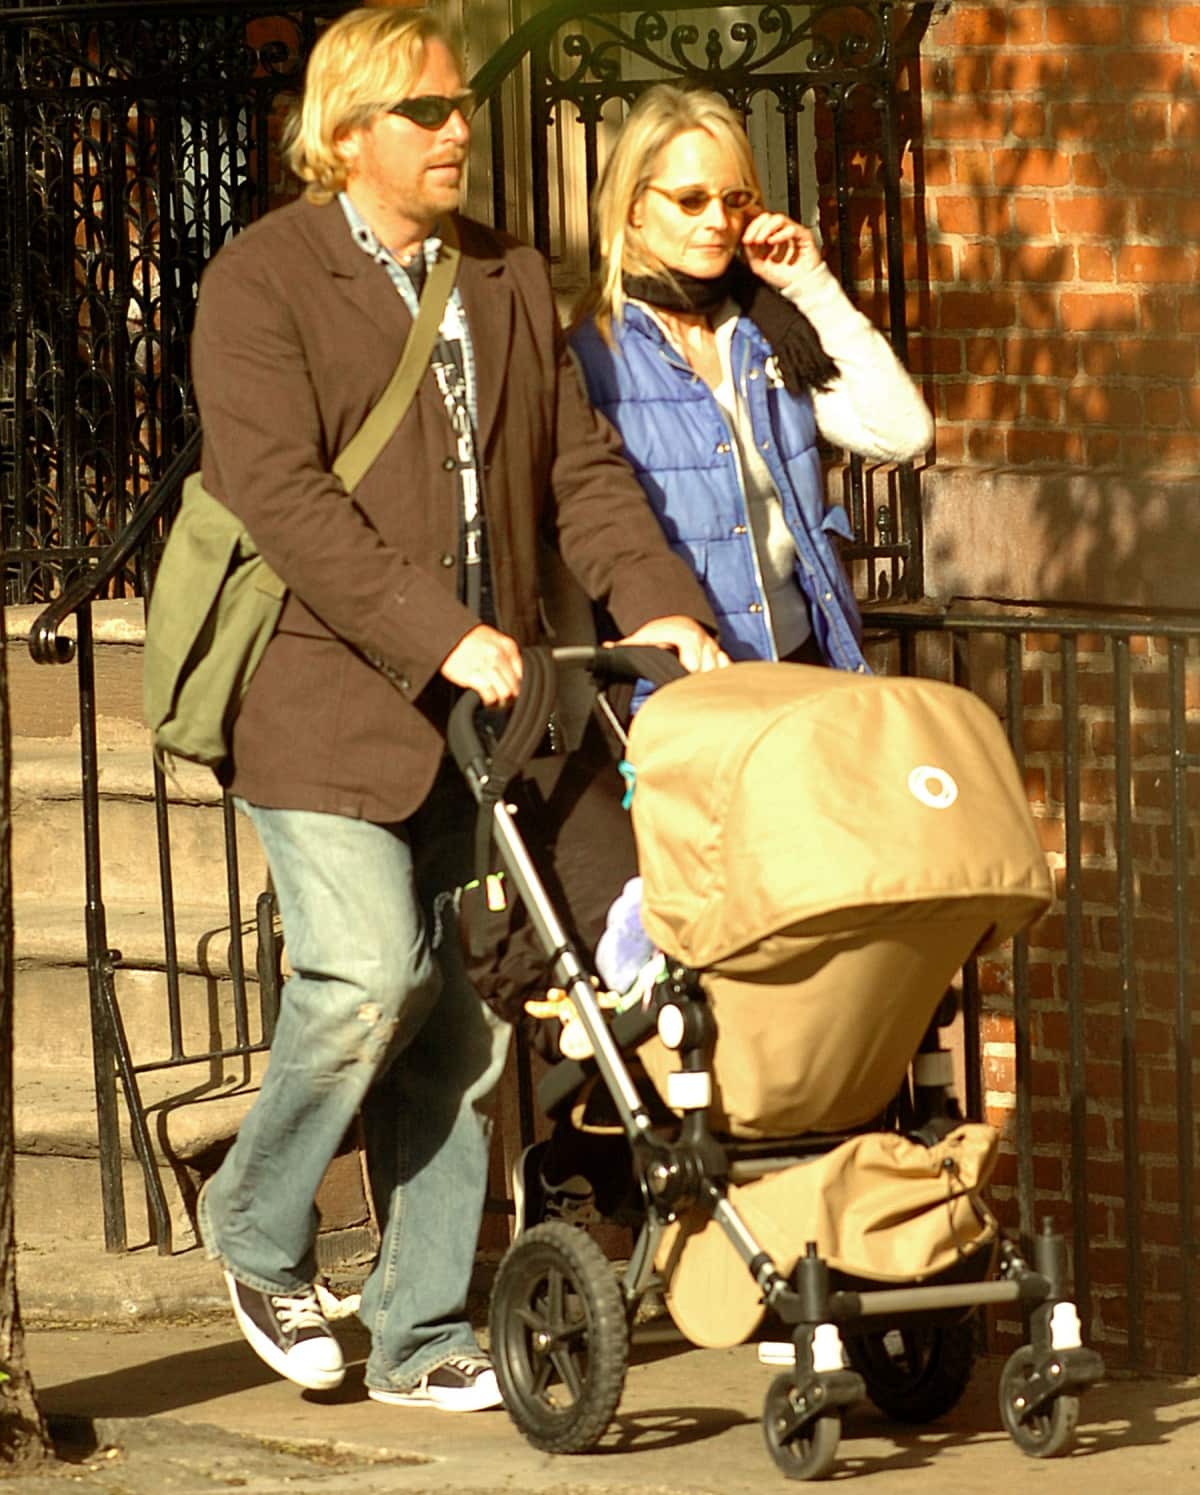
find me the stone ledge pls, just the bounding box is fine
[6,598,146,645]
[12,738,220,805]
[918,463,1200,614]
[14,899,262,976]
[14,1063,265,1161]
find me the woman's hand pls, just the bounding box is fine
[614,617,730,674]
[741,211,823,291]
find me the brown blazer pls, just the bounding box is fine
[191,198,715,820]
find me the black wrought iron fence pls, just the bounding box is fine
[4,0,936,605]
[14,7,1200,1382]
[0,1,352,602]
[869,606,1200,1376]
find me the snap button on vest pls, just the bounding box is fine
[442,456,456,470]
[440,552,455,567]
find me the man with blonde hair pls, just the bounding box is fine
[190,7,718,1412]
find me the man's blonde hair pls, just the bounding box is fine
[574,84,762,338]
[284,7,462,204]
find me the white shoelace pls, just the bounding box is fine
[271,1287,328,1335]
[437,1355,490,1379]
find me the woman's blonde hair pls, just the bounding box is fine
[283,7,462,204]
[573,84,762,339]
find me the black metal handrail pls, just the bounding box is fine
[27,428,201,666]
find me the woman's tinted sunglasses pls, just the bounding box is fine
[645,183,758,216]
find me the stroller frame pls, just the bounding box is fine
[448,646,1103,1482]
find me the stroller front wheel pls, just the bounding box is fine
[762,1375,841,1481]
[489,1220,629,1454]
[998,1345,1080,1458]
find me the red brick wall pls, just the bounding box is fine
[909,2,1199,472]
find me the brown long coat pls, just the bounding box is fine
[191,198,715,820]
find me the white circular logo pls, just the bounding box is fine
[908,765,959,810]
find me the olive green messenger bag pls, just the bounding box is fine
[143,219,461,774]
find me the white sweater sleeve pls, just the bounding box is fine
[779,260,934,463]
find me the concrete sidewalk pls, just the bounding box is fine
[17,1254,1200,1495]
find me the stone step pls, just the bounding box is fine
[7,600,148,740]
[14,1060,268,1166]
[14,897,268,978]
[12,740,265,909]
[13,1049,269,1250]
[15,1147,202,1256]
[14,1069,376,1268]
[14,948,274,1071]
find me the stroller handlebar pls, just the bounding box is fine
[445,644,687,784]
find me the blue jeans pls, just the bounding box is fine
[198,763,511,1392]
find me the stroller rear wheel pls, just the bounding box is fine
[489,1220,628,1454]
[762,1375,841,1481]
[845,1319,975,1424]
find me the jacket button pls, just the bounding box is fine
[716,442,731,454]
[748,603,763,614]
[398,675,411,691]
[732,524,747,535]
[824,590,833,600]
[440,552,455,567]
[748,368,760,380]
[442,456,456,471]
[760,439,771,450]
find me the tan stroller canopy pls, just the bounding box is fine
[627,661,1053,971]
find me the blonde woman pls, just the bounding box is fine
[570,85,933,686]
[513,89,936,1233]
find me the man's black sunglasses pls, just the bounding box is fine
[384,91,476,129]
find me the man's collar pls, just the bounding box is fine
[337,192,442,268]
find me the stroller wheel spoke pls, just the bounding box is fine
[898,1328,927,1375]
[514,1304,545,1334]
[549,1346,584,1401]
[546,1268,566,1326]
[530,1354,554,1399]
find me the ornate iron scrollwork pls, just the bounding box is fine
[548,3,888,91]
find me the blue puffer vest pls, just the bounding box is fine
[570,304,867,676]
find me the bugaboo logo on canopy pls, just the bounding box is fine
[907,765,959,810]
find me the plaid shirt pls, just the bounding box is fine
[339,193,492,623]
